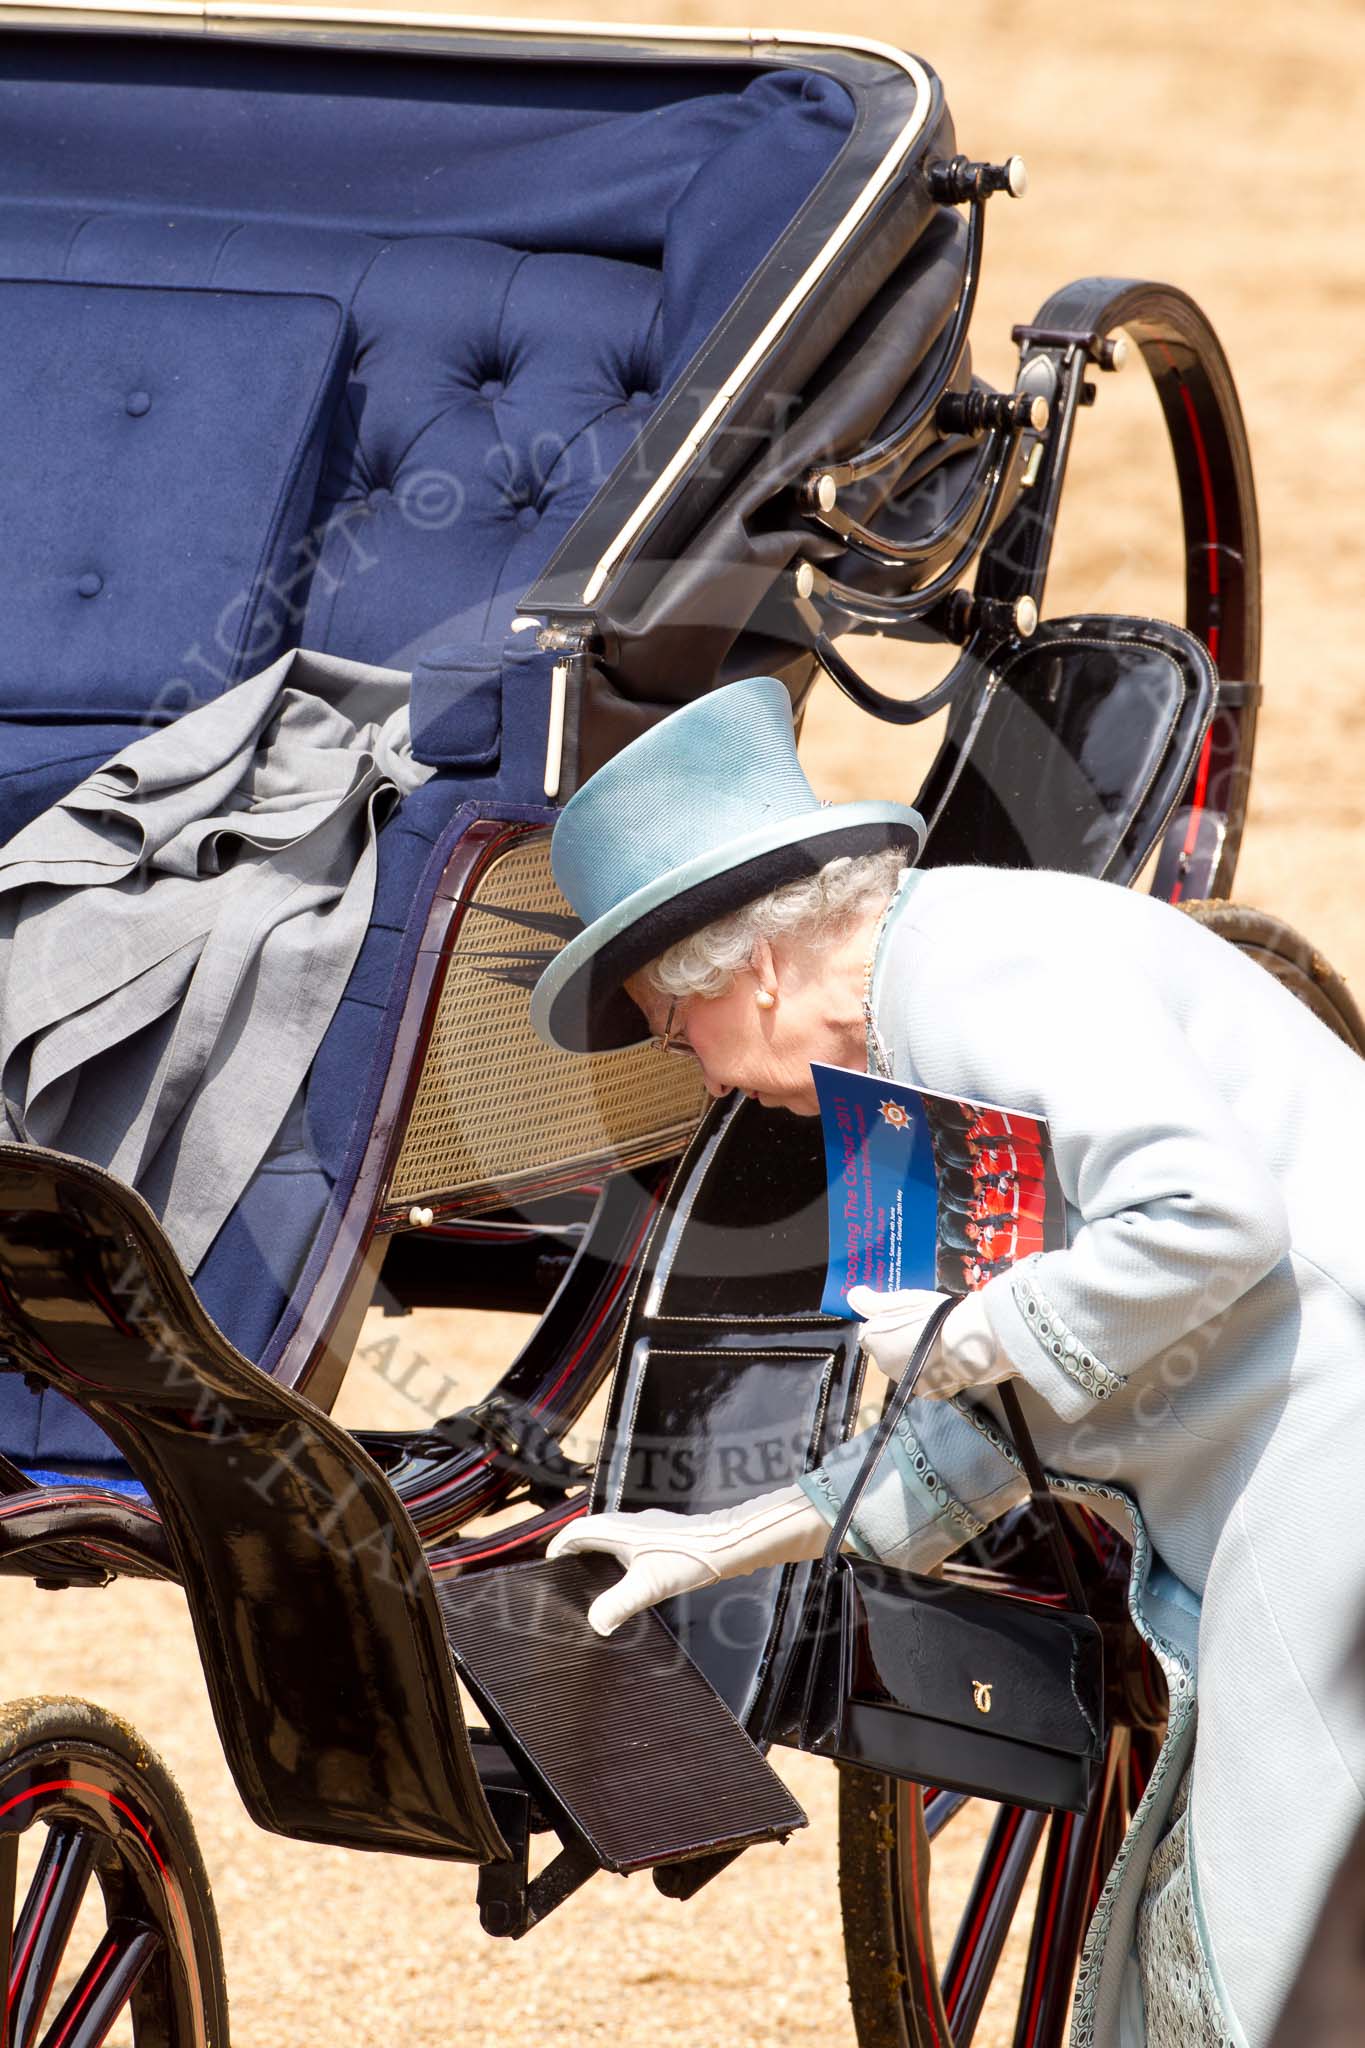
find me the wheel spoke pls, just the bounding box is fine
[0,1831,18,2039]
[1011,1809,1079,2048]
[34,1920,159,2048]
[9,1827,98,2048]
[1090,1731,1132,1923]
[941,1805,1047,2046]
[1012,1739,1125,2048]
[923,1790,971,1842]
[895,1788,955,2048]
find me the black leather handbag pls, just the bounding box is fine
[792,1297,1105,1814]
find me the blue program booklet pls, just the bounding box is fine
[811,1061,1067,1316]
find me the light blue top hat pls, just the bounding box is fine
[530,676,926,1053]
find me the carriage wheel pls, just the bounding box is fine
[1177,901,1365,1055]
[835,910,1362,2044]
[837,1748,1133,2048]
[0,1697,227,2048]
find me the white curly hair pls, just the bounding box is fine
[645,846,908,1003]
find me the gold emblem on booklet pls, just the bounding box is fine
[971,1679,993,1714]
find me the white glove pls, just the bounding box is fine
[847,1283,1019,1400]
[544,1481,833,1637]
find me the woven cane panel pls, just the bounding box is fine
[387,832,705,1211]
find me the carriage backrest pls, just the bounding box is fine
[0,29,853,787]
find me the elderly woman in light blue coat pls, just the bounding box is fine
[531,676,1365,2048]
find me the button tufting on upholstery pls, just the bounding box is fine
[367,486,392,508]
[479,377,504,400]
[515,504,541,530]
[125,390,151,417]
[628,388,655,407]
[76,572,103,598]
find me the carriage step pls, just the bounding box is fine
[438,1554,806,1876]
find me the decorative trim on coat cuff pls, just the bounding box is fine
[1011,1269,1123,1402]
[794,1467,879,1560]
[976,1259,1120,1423]
[888,1417,989,1547]
[796,1410,989,1572]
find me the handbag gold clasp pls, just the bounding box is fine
[971,1679,993,1714]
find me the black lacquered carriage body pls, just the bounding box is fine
[1,7,1342,2044]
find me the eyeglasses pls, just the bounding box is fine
[653,999,696,1059]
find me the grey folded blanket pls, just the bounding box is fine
[0,645,434,1273]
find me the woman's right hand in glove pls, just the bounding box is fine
[544,1481,832,1637]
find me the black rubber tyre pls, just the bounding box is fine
[0,1695,228,2047]
[1029,280,1261,905]
[971,277,1261,908]
[1178,901,1365,1054]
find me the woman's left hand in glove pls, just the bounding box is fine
[846,1283,1020,1400]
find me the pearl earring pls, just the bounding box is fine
[755,988,776,1010]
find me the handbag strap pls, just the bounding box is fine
[819,1295,1091,1616]
[818,1295,955,1568]
[996,1379,1089,1613]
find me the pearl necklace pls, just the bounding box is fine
[860,865,916,1080]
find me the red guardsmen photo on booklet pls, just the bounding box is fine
[812,1060,1068,1312]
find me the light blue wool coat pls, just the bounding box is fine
[795,863,1365,2048]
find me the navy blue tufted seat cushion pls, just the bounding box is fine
[0,719,156,840]
[0,44,852,753]
[0,37,854,1451]
[0,219,672,746]
[1,278,351,722]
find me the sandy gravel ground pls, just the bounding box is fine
[4,2,1365,2043]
